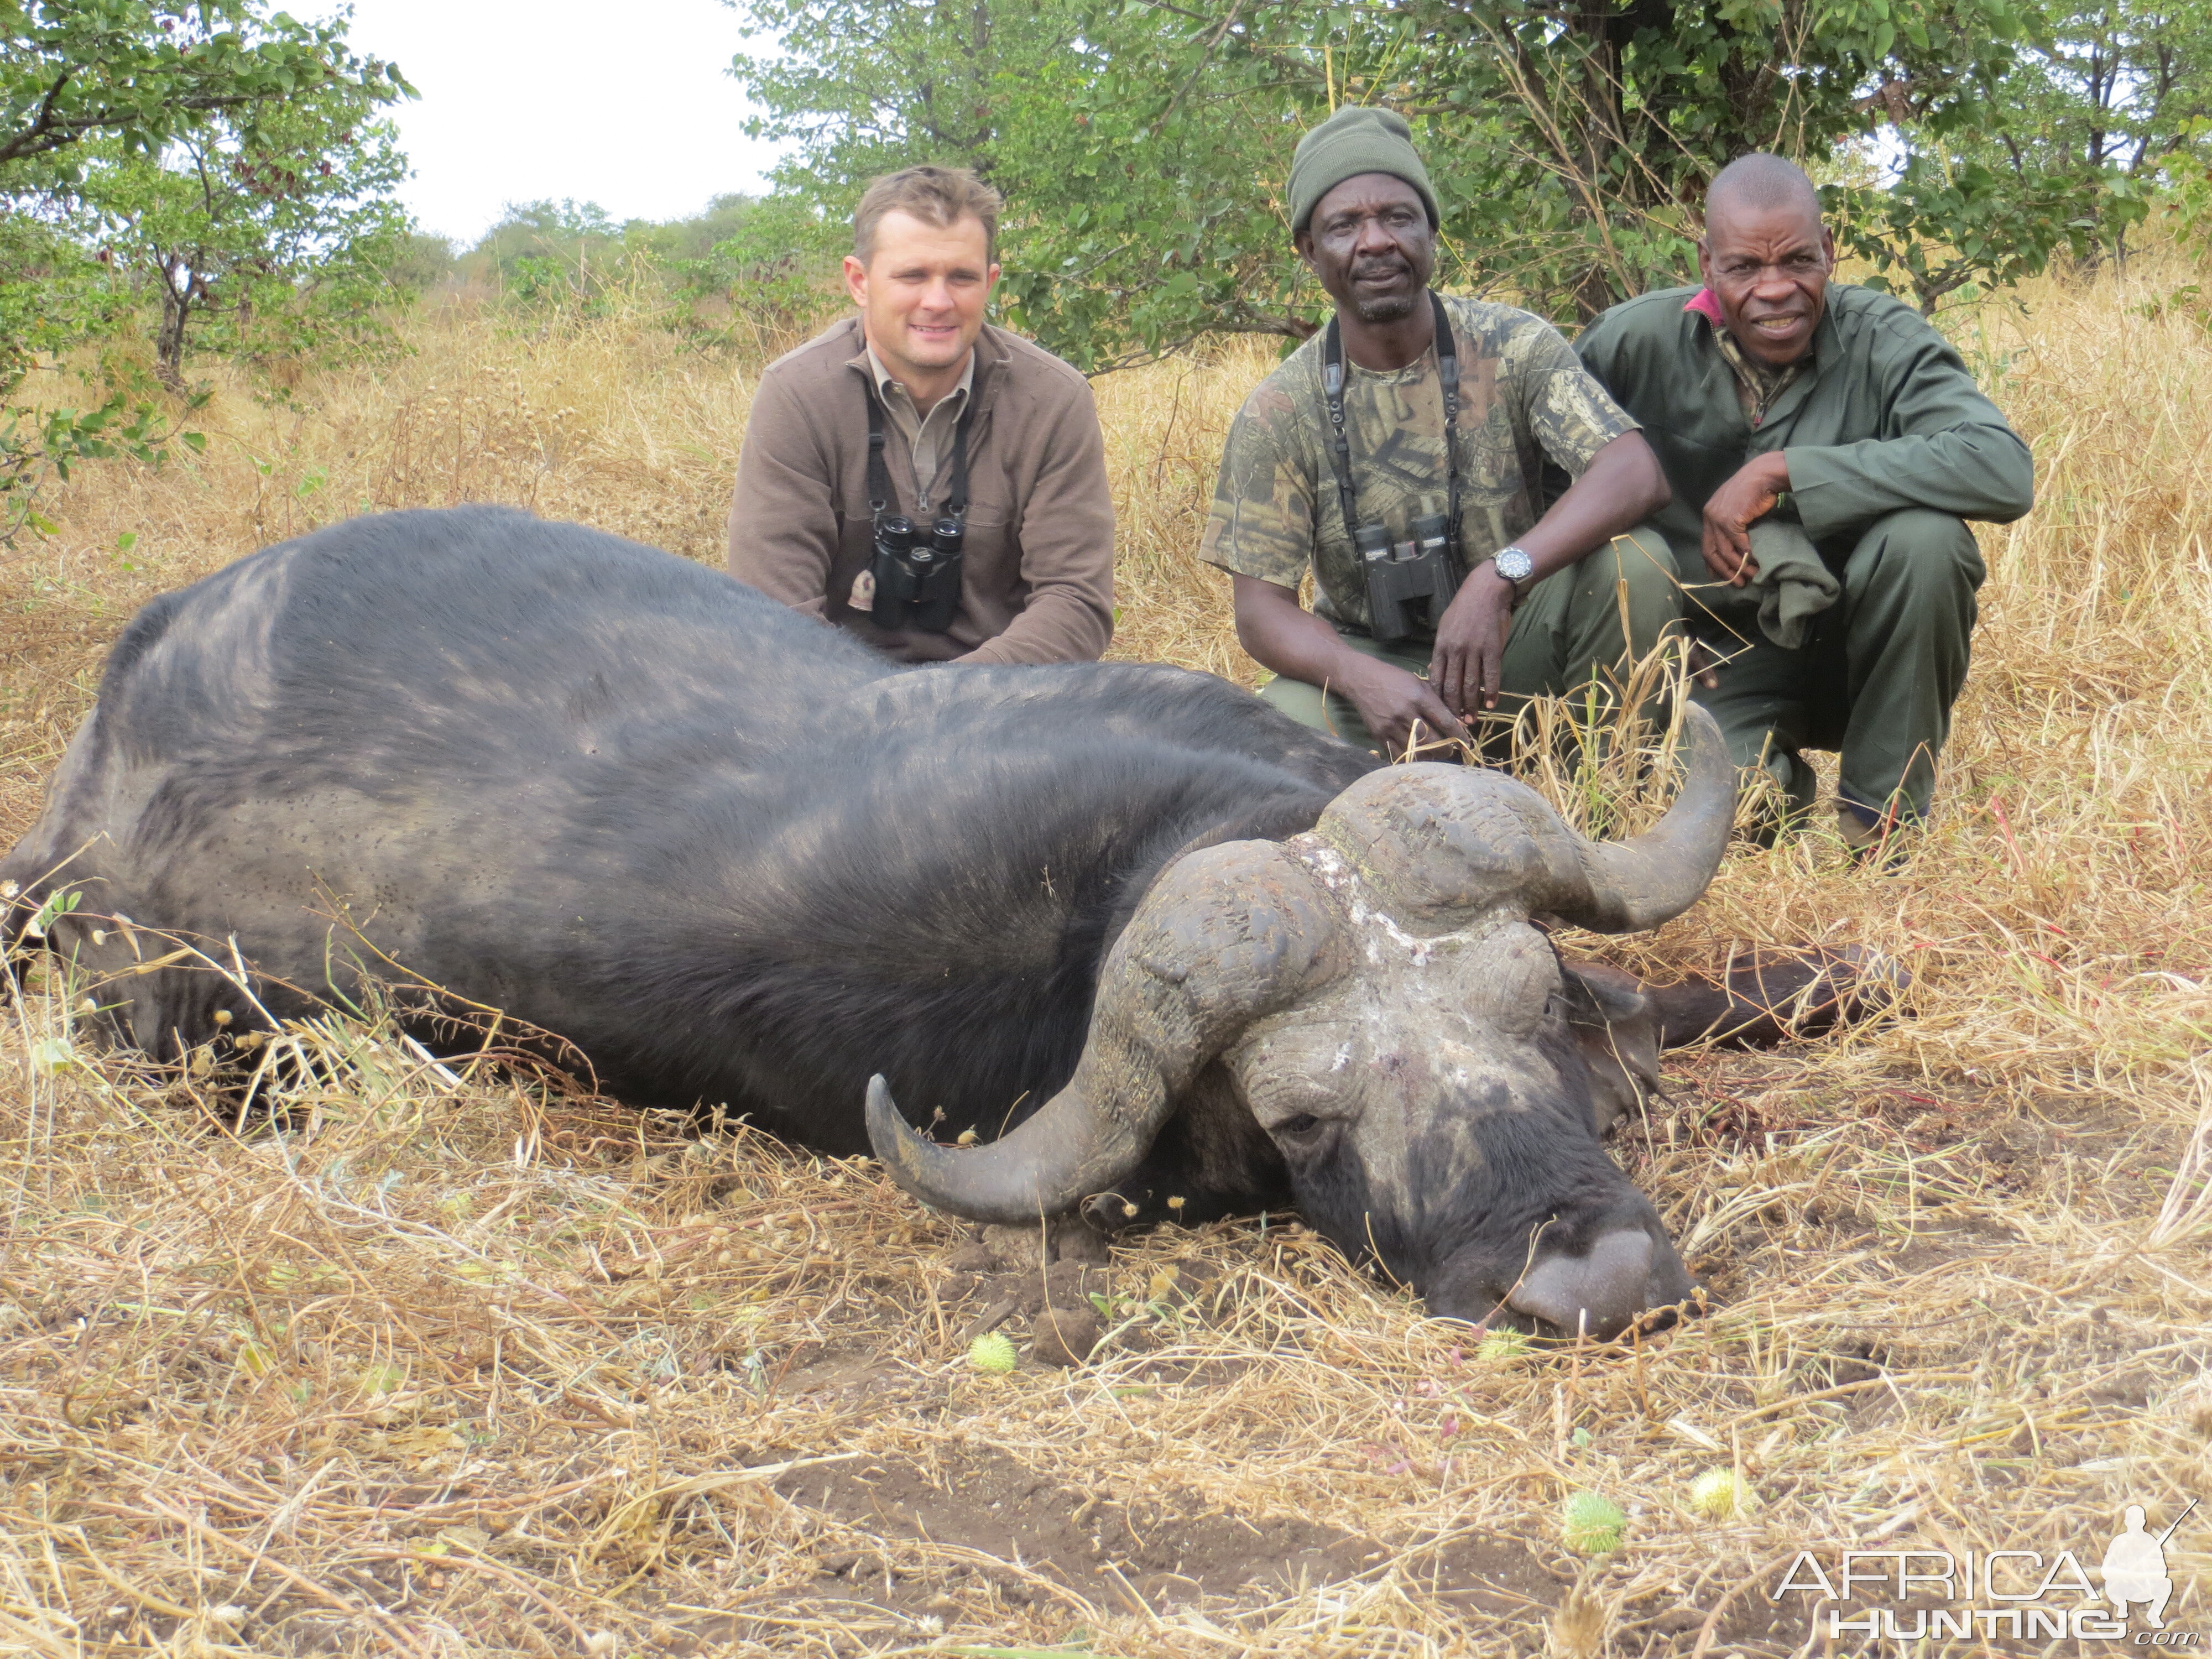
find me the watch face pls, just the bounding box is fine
[1496,547,1535,583]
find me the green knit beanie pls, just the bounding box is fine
[1287,105,1439,236]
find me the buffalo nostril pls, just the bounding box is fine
[1507,1229,1657,1339]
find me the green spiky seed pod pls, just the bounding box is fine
[968,1332,1019,1374]
[1689,1467,1754,1519]
[1561,1490,1626,1554]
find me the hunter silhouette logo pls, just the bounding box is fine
[1771,1495,2201,1645]
[2104,1500,2197,1630]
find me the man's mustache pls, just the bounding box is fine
[1350,257,1412,281]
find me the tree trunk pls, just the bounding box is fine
[155,272,190,395]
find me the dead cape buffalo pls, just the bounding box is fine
[8,506,1778,1337]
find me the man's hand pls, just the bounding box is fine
[1231,572,1465,757]
[1413,427,1670,717]
[1339,656,1468,757]
[1700,450,1792,585]
[1428,565,1516,717]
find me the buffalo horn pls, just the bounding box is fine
[1538,701,1736,933]
[865,840,1337,1224]
[1313,700,1738,937]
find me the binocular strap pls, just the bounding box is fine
[865,374,975,530]
[1319,289,1463,567]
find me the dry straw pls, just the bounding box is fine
[0,255,2206,1656]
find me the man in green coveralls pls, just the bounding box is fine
[1201,107,1678,759]
[1574,153,2035,853]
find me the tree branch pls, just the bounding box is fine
[0,70,76,168]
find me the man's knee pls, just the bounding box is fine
[1257,670,1328,733]
[1260,670,1382,752]
[1849,509,1986,602]
[1562,524,1682,658]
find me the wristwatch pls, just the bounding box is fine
[1491,545,1536,601]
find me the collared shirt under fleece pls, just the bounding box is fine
[864,342,975,509]
[727,316,1115,665]
[1685,288,1807,427]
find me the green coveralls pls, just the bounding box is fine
[1573,284,2035,822]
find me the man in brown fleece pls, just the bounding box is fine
[726,166,1117,664]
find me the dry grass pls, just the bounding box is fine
[0,262,2208,1658]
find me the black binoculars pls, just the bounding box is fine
[1360,513,1460,643]
[869,514,964,633]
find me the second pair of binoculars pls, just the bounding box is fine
[1360,513,1462,644]
[870,513,965,633]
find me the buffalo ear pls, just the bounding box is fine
[1561,959,1648,1027]
[1559,962,1662,1138]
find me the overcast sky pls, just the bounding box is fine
[338,0,791,246]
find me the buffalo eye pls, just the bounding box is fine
[1272,1113,1337,1152]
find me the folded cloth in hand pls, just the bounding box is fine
[1746,519,1838,650]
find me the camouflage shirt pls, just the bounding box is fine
[1201,294,1639,638]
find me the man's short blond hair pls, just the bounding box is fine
[852,165,1004,264]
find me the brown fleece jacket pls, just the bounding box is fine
[726,316,1116,664]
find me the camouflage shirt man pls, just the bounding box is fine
[1203,106,1678,759]
[1205,295,1642,634]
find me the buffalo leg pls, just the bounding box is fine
[1642,943,1909,1048]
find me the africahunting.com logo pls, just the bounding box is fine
[1770,1499,2200,1646]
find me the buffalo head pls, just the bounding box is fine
[868,706,1736,1338]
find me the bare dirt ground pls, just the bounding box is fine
[0,258,2206,1657]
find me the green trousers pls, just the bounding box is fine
[1670,508,1984,823]
[1258,526,1681,754]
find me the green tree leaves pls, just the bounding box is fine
[2,2,414,537]
[1831,156,2122,314]
[1,0,409,180]
[724,0,2194,359]
[723,0,1328,369]
[79,96,415,390]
